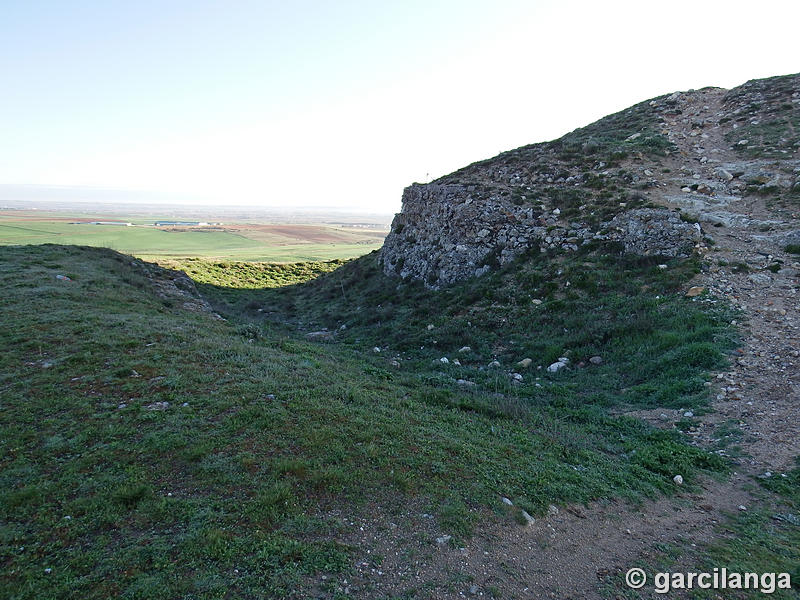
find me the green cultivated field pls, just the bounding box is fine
[0,213,387,262]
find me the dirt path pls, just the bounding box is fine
[657,87,800,474]
[326,89,798,599]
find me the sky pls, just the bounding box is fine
[2,0,799,212]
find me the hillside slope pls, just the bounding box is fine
[382,73,799,288]
[3,72,799,599]
[186,72,800,598]
[0,245,739,599]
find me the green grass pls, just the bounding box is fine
[154,258,346,289]
[0,243,736,599]
[557,97,675,162]
[201,244,739,412]
[139,243,381,263]
[0,220,265,254]
[0,217,385,262]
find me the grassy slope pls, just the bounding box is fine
[1,244,735,599]
[200,245,738,413]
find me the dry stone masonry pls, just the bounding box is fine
[382,73,799,288]
[381,186,701,288]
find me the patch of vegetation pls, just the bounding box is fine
[557,98,675,163]
[785,244,800,255]
[761,459,800,501]
[158,258,345,289]
[723,73,800,159]
[204,245,738,414]
[708,419,745,456]
[0,244,737,598]
[730,261,751,274]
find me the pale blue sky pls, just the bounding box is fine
[2,1,799,211]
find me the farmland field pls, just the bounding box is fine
[0,210,389,262]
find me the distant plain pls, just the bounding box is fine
[0,208,390,262]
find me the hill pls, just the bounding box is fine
[3,71,800,599]
[0,243,743,599]
[382,73,799,288]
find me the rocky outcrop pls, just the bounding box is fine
[380,73,799,288]
[381,186,701,287]
[604,209,701,257]
[381,183,547,286]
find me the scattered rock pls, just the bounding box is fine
[748,273,771,285]
[488,360,501,368]
[373,347,381,353]
[715,167,734,181]
[673,475,684,485]
[685,286,705,297]
[521,510,535,526]
[548,504,559,516]
[146,401,170,411]
[589,356,603,365]
[517,358,533,368]
[306,330,333,340]
[439,357,449,364]
[456,379,476,387]
[436,535,451,545]
[547,361,567,373]
[458,346,472,353]
[502,497,513,506]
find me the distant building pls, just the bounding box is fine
[71,221,132,226]
[154,221,210,226]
